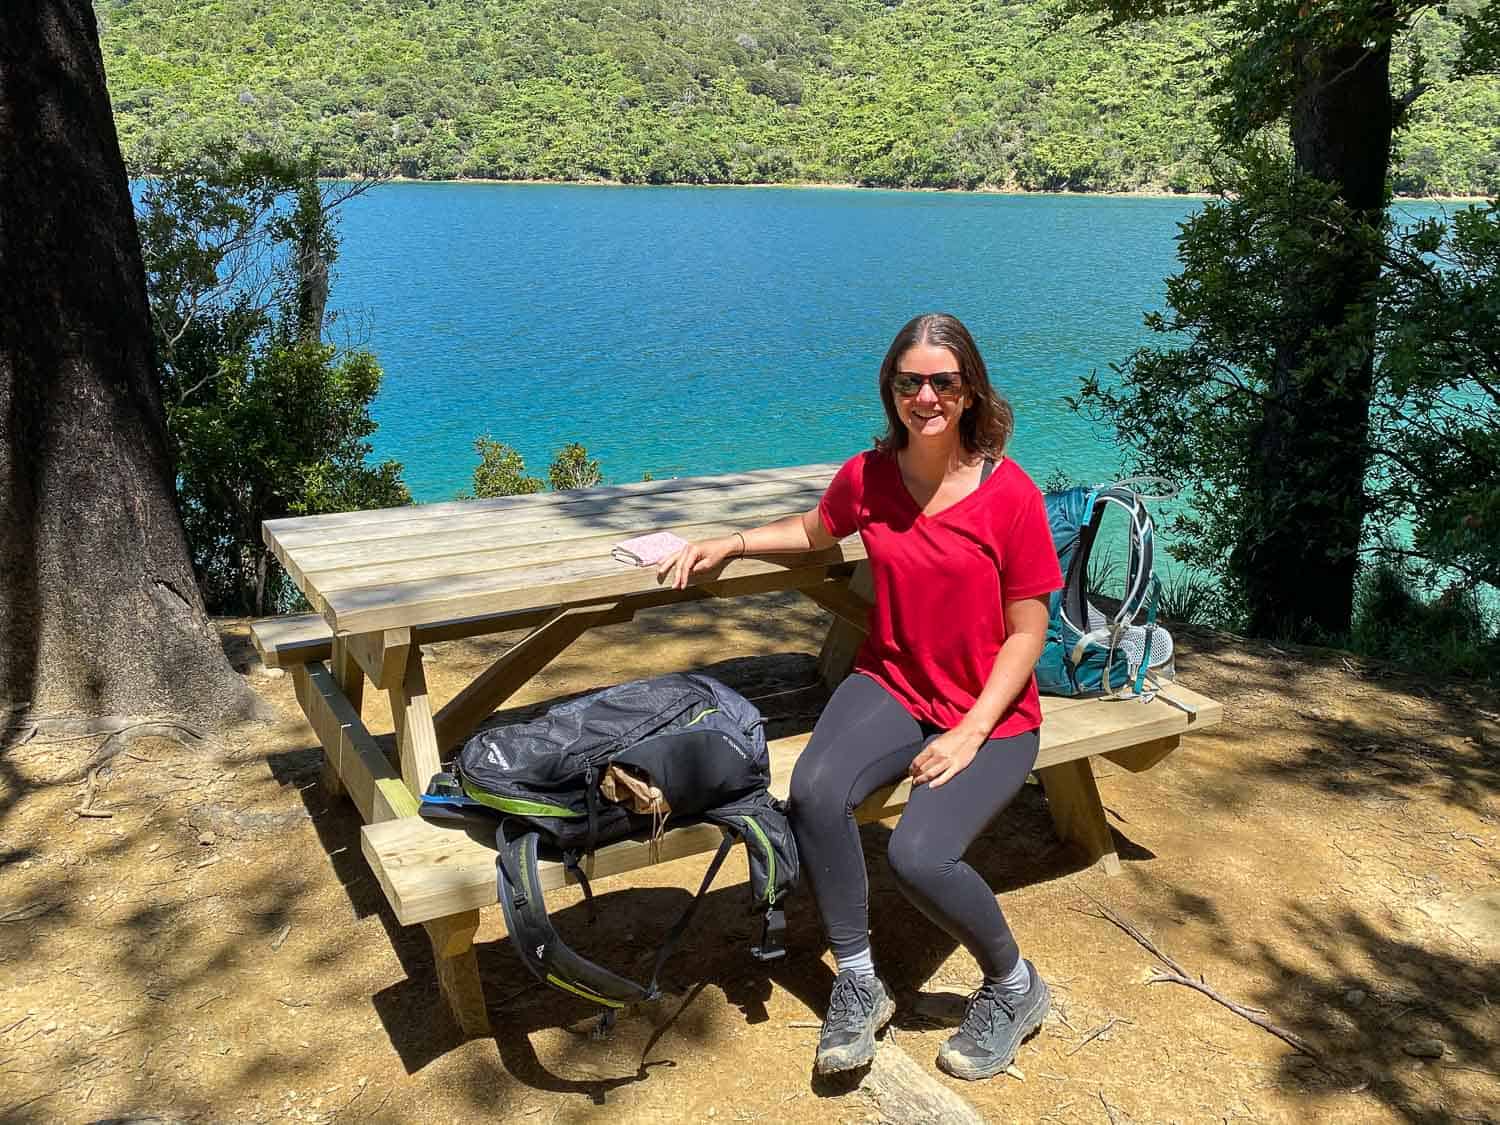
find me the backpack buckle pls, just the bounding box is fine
[750,907,786,962]
[592,1008,617,1040]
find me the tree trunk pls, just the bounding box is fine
[0,0,261,723]
[254,549,269,619]
[294,184,329,343]
[1235,39,1392,640]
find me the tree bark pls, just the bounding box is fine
[1235,39,1392,640]
[0,0,261,722]
[294,183,330,343]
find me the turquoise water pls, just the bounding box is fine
[329,185,1466,581]
[332,184,1202,501]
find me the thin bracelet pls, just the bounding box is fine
[734,531,747,558]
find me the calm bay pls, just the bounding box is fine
[332,184,1461,572]
[334,184,1202,500]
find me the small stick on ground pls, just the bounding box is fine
[0,901,60,924]
[1066,1016,1132,1057]
[74,767,112,818]
[1080,893,1332,1071]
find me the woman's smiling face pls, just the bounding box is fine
[892,342,970,444]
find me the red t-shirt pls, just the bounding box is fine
[818,450,1063,739]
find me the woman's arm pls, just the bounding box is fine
[909,594,1051,788]
[656,507,836,590]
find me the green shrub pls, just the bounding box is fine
[1040,468,1079,494]
[1350,560,1498,680]
[174,338,410,613]
[1154,568,1222,626]
[136,145,410,615]
[469,437,544,498]
[548,442,603,491]
[467,439,605,497]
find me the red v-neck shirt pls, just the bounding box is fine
[819,449,1063,739]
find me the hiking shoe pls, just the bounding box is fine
[813,971,896,1074]
[936,961,1050,1081]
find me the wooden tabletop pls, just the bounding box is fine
[264,463,864,635]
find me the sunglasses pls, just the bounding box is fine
[892,371,965,398]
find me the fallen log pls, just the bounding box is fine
[856,1041,986,1125]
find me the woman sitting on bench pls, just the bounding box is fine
[658,312,1062,1081]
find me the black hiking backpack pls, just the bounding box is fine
[431,672,799,1017]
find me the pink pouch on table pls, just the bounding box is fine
[611,530,689,567]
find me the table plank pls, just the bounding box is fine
[269,476,833,559]
[266,464,840,545]
[322,550,860,634]
[303,517,838,603]
[282,482,827,578]
[266,464,853,633]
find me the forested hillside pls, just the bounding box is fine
[98,0,1499,193]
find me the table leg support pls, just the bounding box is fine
[431,602,631,753]
[389,646,444,801]
[816,560,873,691]
[322,637,366,801]
[1038,757,1122,876]
[319,748,347,803]
[425,909,490,1038]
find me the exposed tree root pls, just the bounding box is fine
[7,715,211,783]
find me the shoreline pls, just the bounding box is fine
[358,174,1491,204]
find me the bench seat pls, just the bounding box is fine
[251,613,334,668]
[362,683,1222,926]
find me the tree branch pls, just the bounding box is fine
[1393,80,1431,114]
[1360,543,1493,586]
[1317,45,1378,96]
[1078,895,1338,1073]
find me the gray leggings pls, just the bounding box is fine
[788,674,1039,978]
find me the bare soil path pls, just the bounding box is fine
[2,592,1497,1123]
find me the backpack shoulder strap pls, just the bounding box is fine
[495,824,649,1010]
[644,832,737,988]
[1087,486,1156,625]
[494,820,737,1011]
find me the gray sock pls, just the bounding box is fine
[988,957,1031,993]
[837,946,876,980]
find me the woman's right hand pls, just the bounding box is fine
[656,535,741,590]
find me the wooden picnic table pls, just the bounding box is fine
[257,462,1222,1039]
[262,463,863,800]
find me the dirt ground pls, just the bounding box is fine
[2,591,1498,1124]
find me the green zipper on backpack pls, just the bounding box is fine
[461,779,583,818]
[740,815,776,906]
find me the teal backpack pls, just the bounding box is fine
[1034,483,1177,702]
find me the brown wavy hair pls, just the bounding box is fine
[874,313,1013,459]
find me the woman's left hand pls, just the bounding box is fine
[910,728,986,788]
